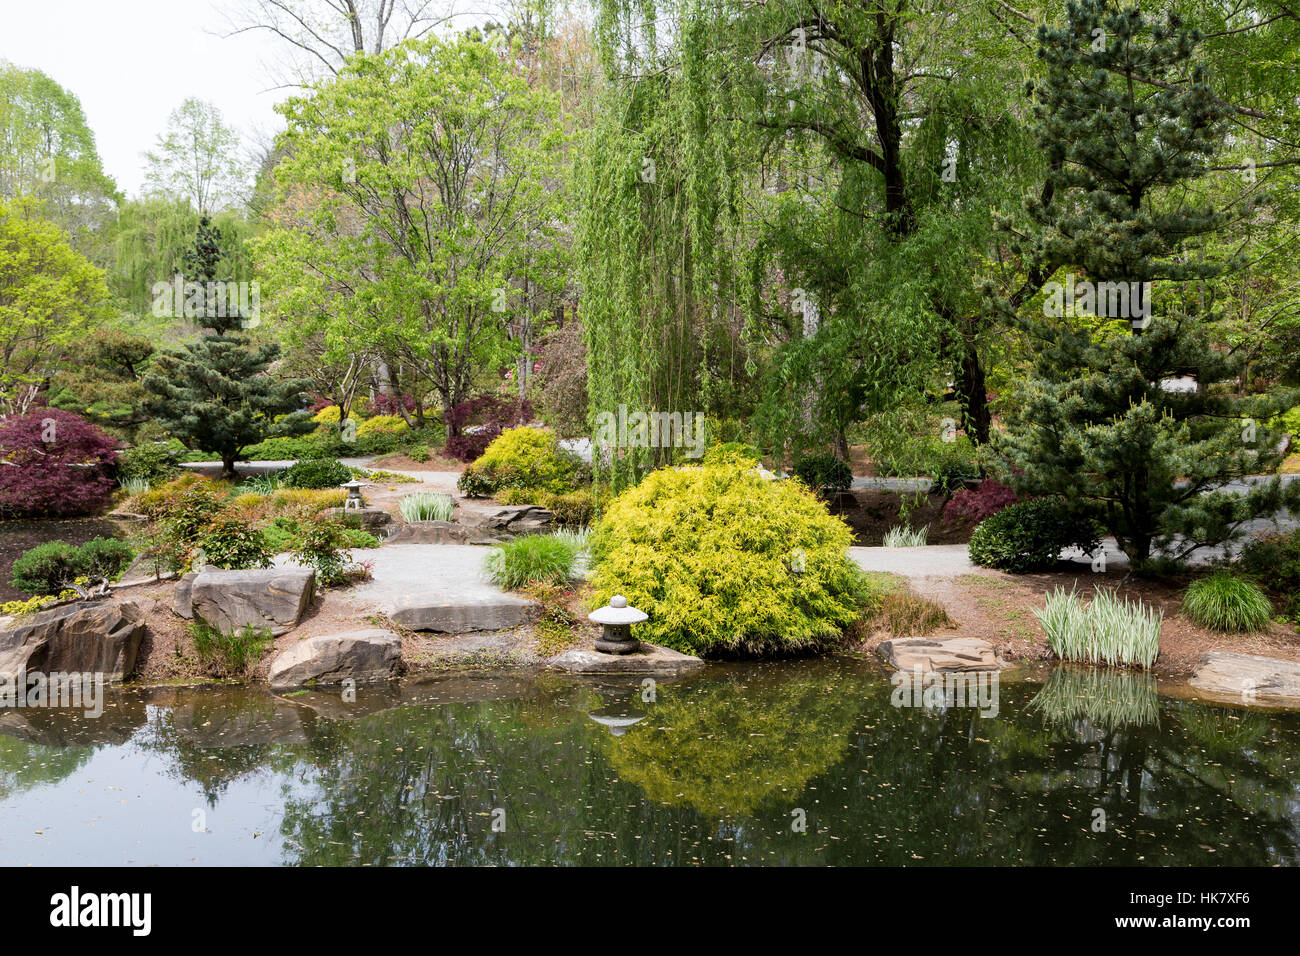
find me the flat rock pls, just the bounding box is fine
[549,642,704,675]
[1191,651,1300,703]
[391,592,534,633]
[0,600,146,682]
[268,629,402,689]
[320,506,394,537]
[190,567,315,636]
[877,636,1001,673]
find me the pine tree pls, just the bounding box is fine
[143,218,313,479]
[992,1,1300,563]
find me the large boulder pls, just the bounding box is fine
[877,636,1001,673]
[1191,651,1300,703]
[268,629,402,689]
[0,601,146,682]
[190,568,315,636]
[172,572,197,619]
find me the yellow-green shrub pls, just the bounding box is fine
[357,414,409,436]
[311,405,359,424]
[589,462,871,656]
[457,426,584,497]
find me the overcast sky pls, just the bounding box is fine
[0,0,299,197]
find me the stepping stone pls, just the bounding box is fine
[877,636,1001,673]
[1191,651,1300,703]
[549,642,704,675]
[268,629,402,689]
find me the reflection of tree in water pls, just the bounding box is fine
[602,665,862,817]
[0,734,93,799]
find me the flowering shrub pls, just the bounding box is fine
[0,409,120,517]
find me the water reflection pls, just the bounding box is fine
[0,661,1296,865]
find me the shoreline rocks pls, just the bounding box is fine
[268,629,402,689]
[0,600,146,682]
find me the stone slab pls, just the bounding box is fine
[1191,651,1300,703]
[549,642,704,675]
[190,567,315,636]
[268,629,402,689]
[877,636,1001,673]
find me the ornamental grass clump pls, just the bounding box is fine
[1034,586,1162,669]
[399,491,455,522]
[1181,571,1273,632]
[484,533,584,590]
[589,462,869,656]
[882,524,927,547]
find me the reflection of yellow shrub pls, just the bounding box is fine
[603,666,860,816]
[590,462,872,656]
[357,414,409,437]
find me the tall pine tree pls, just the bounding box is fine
[144,217,313,479]
[992,1,1300,563]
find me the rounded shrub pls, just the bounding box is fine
[118,441,181,485]
[968,497,1103,574]
[280,457,354,490]
[0,409,120,517]
[703,442,763,467]
[10,537,134,595]
[589,462,869,656]
[792,452,853,494]
[1182,571,1273,632]
[457,426,583,498]
[356,414,409,437]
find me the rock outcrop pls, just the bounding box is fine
[0,601,146,682]
[458,505,553,540]
[268,629,402,688]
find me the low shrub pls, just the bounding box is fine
[455,467,497,499]
[406,444,431,463]
[398,492,455,522]
[483,534,583,590]
[1034,586,1162,668]
[457,426,584,498]
[496,485,542,506]
[118,441,180,485]
[942,478,1019,526]
[280,457,354,490]
[357,414,408,437]
[9,537,132,594]
[0,409,120,517]
[589,462,868,656]
[1182,571,1273,632]
[968,498,1102,574]
[792,453,852,494]
[288,515,366,588]
[1238,530,1300,622]
[930,459,981,498]
[195,516,273,571]
[541,488,603,527]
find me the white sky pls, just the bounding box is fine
[0,0,293,198]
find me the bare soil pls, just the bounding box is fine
[829,489,973,546]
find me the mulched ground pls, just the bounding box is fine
[828,489,973,546]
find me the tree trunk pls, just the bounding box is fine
[221,452,238,481]
[957,337,992,446]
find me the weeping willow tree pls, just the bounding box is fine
[578,0,1044,484]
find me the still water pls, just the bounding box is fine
[1,659,1297,865]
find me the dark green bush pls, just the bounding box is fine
[280,457,354,490]
[288,516,361,587]
[1239,530,1300,622]
[969,498,1103,574]
[195,516,273,571]
[10,538,135,595]
[930,459,982,498]
[792,453,853,494]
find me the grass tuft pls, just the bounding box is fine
[1182,571,1273,632]
[399,491,455,522]
[882,524,928,547]
[1033,586,1162,669]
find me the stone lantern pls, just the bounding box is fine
[589,595,647,655]
[340,479,368,511]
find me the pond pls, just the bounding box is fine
[1,660,1297,866]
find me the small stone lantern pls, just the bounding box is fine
[589,595,647,655]
[340,479,368,511]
